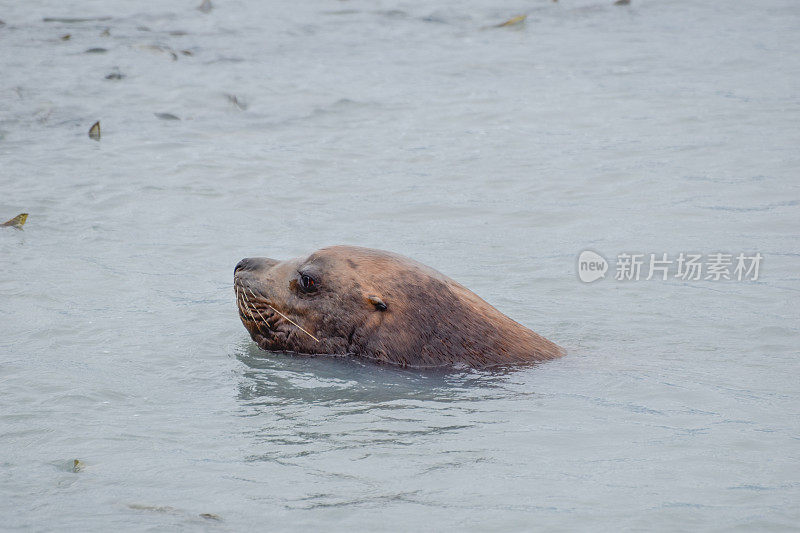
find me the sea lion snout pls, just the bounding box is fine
[234,257,278,274]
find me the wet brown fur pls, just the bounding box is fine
[234,246,564,369]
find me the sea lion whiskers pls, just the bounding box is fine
[243,290,273,332]
[245,287,319,343]
[237,285,279,342]
[236,285,261,327]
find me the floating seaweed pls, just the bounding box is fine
[614,0,631,4]
[495,14,527,28]
[128,503,179,513]
[137,44,179,61]
[43,16,112,23]
[85,47,108,54]
[154,113,180,121]
[1,213,28,230]
[88,120,101,140]
[199,513,221,521]
[225,93,247,110]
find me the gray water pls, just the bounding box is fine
[1,0,799,530]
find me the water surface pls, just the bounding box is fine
[1,0,798,530]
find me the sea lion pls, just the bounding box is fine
[234,246,564,369]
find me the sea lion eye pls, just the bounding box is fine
[299,273,316,292]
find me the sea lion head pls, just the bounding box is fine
[234,246,564,368]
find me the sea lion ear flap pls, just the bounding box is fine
[367,295,387,311]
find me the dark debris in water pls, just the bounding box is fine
[105,71,126,80]
[137,44,179,61]
[379,10,409,20]
[1,213,28,230]
[322,9,360,16]
[225,93,247,110]
[128,503,179,514]
[197,0,213,14]
[85,47,108,54]
[155,113,180,121]
[127,504,220,521]
[43,16,112,23]
[88,120,101,140]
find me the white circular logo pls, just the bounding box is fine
[577,250,608,283]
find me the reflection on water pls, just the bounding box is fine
[236,343,518,405]
[235,344,518,466]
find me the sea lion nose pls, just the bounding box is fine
[235,258,257,274]
[235,257,278,274]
